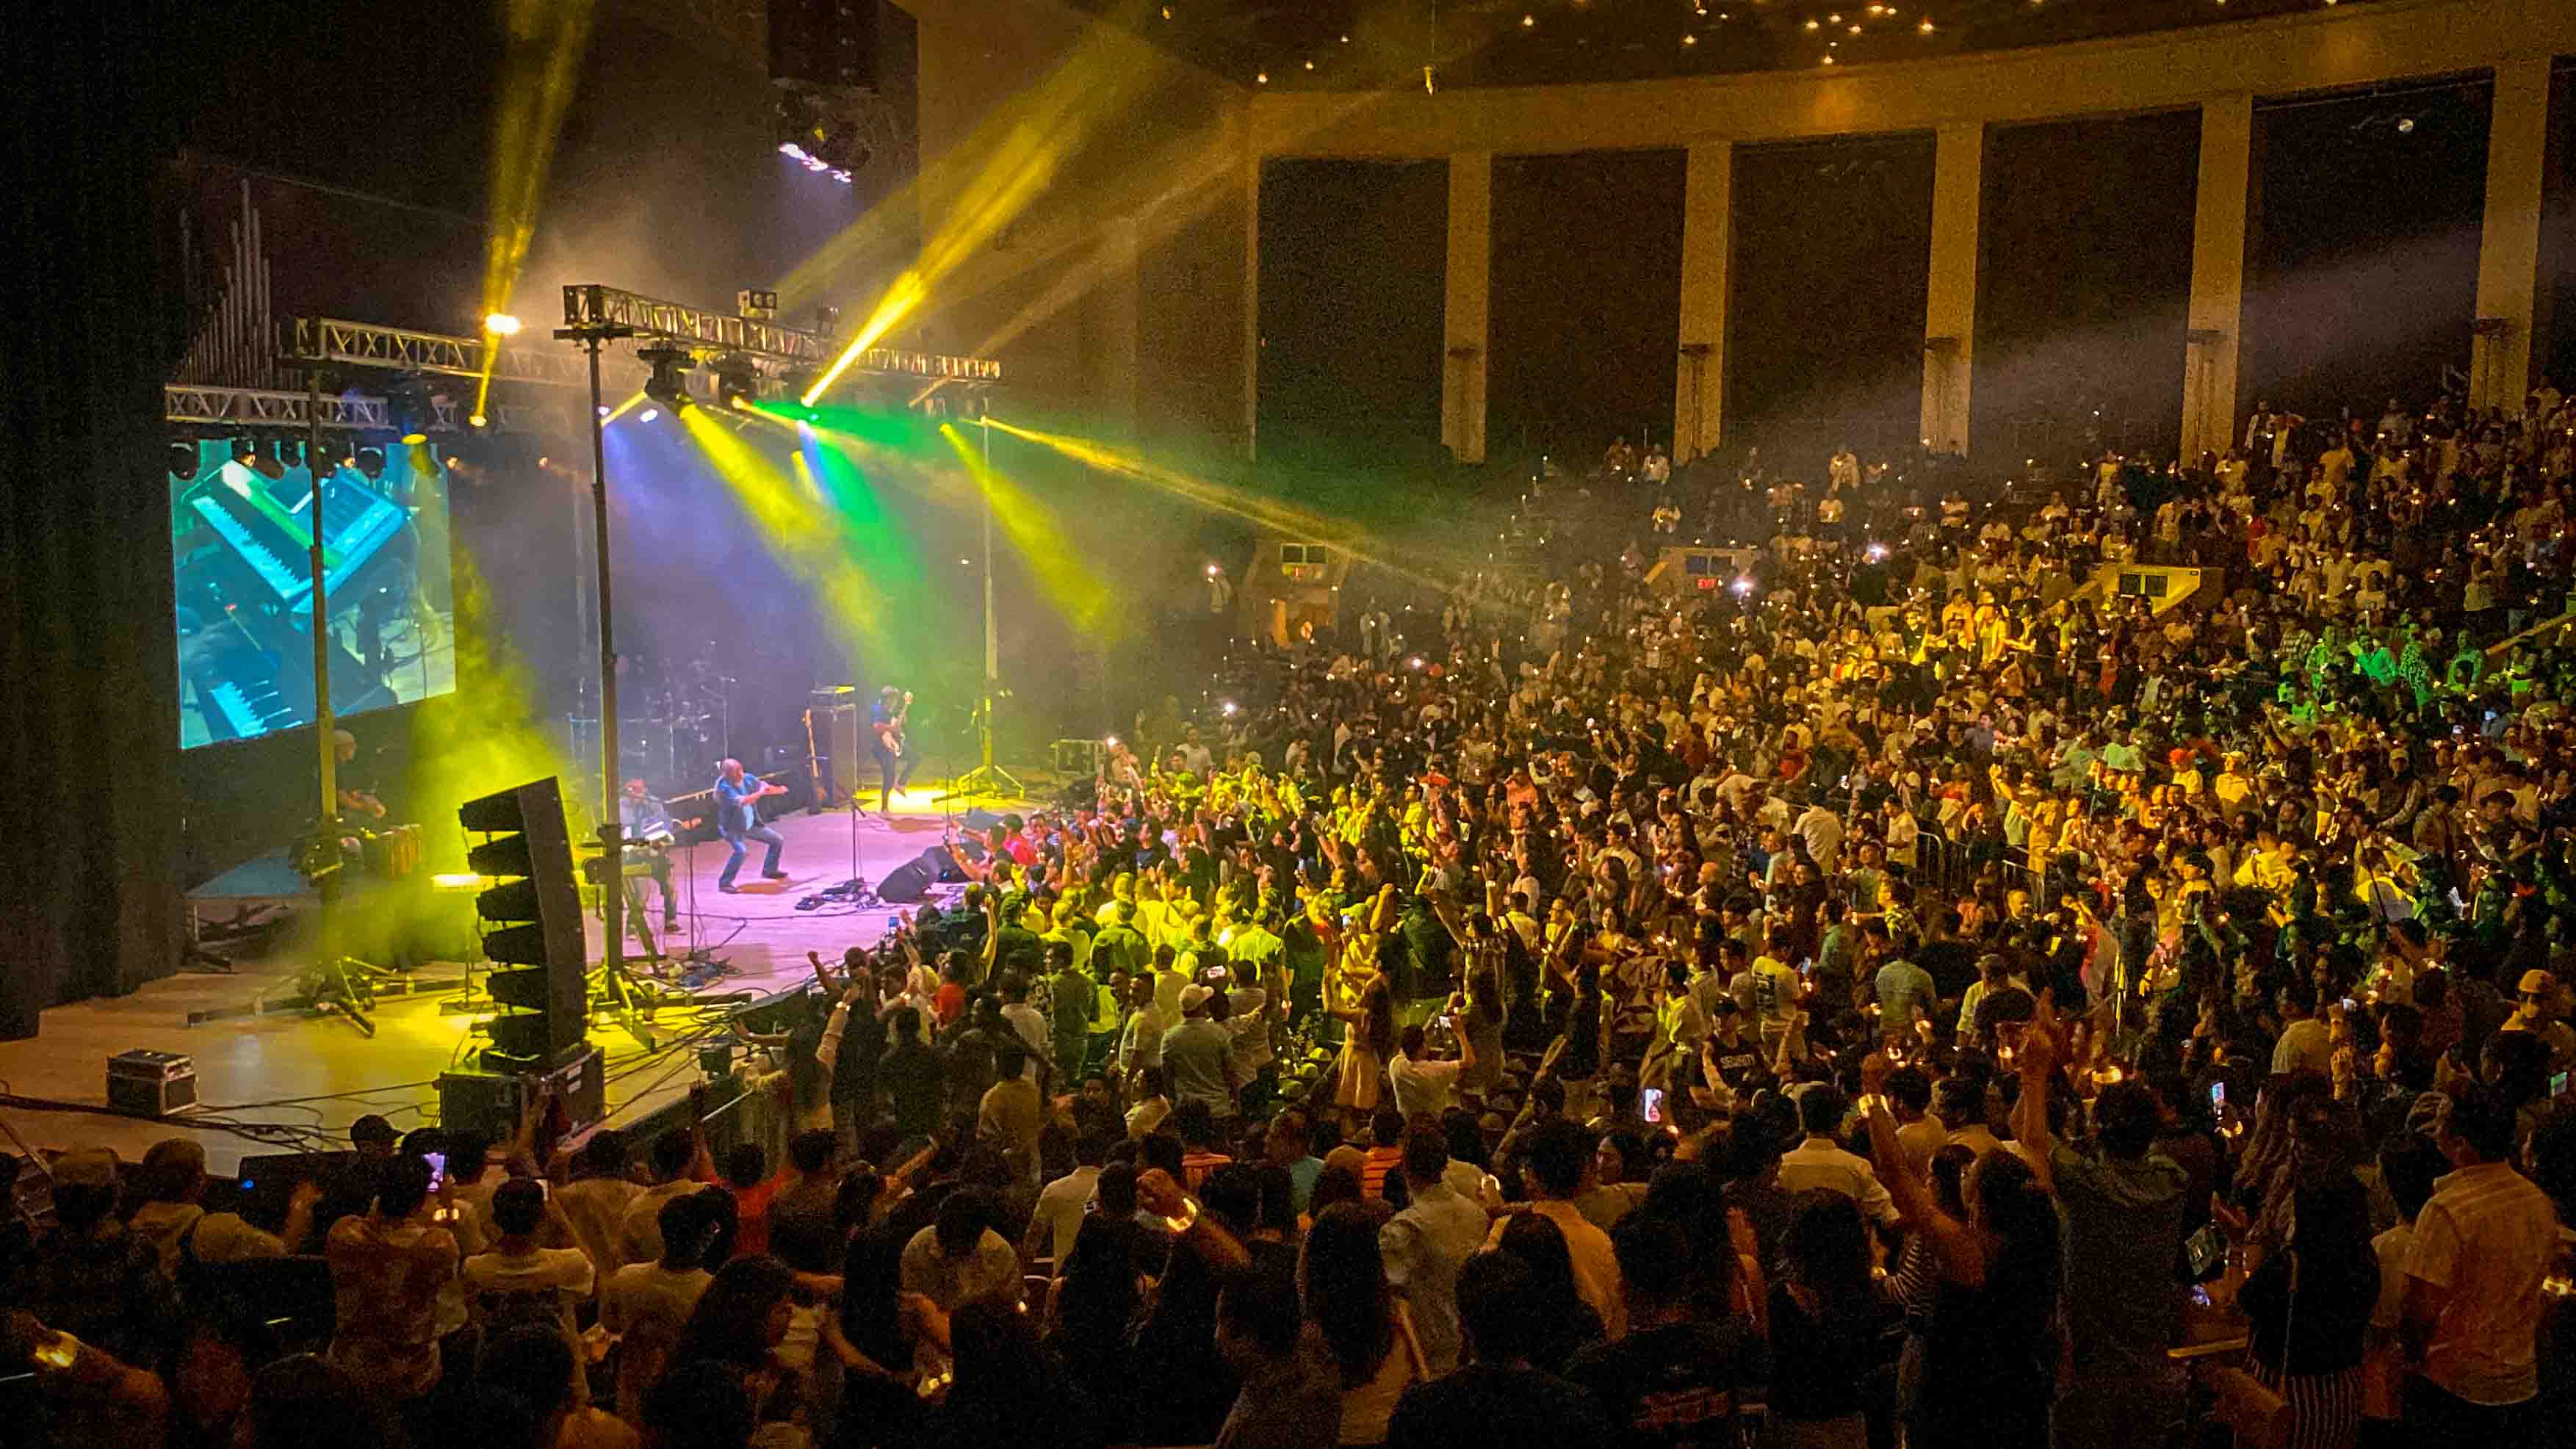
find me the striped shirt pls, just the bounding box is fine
[2409,1160,2559,1405]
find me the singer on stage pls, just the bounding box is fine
[714,758,788,892]
[871,684,914,812]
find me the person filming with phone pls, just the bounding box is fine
[1388,995,1477,1119]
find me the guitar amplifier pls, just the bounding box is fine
[107,1049,199,1117]
[436,1045,605,1141]
[806,702,864,806]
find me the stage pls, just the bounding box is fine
[0,787,1027,1174]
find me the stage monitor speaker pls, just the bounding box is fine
[436,1044,606,1143]
[878,845,948,903]
[769,0,879,90]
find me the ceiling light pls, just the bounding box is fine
[1521,12,1535,25]
[1828,11,1841,18]
[1304,59,1314,68]
[1160,4,1172,15]
[1805,17,1819,27]
[1255,70,1268,82]
[1822,52,1836,62]
[1850,23,1862,32]
[1339,32,1349,41]
[2396,116,2415,132]
[1919,16,1933,29]
[1684,31,1698,42]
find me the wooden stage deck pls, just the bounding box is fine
[0,790,1017,1174]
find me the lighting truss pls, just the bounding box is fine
[165,383,563,434]
[294,317,594,389]
[560,283,1002,385]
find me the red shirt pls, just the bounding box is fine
[729,1175,782,1260]
[934,981,966,1027]
[1360,1145,1403,1200]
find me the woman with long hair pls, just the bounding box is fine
[1330,972,1397,1131]
[1865,1055,2062,1449]
[2234,1176,2381,1449]
[667,1255,802,1439]
[1767,1191,1905,1449]
[921,1301,1102,1449]
[1493,1210,1608,1374]
[1045,1211,1148,1442]
[1302,1201,1425,1446]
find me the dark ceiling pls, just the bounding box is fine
[1074,0,2382,89]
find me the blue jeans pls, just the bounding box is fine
[719,824,784,886]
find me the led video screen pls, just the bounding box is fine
[171,438,455,748]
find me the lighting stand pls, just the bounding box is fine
[952,406,1022,801]
[554,315,649,1029]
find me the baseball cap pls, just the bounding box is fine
[350,1114,399,1146]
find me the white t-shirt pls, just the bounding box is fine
[1031,1165,1102,1265]
[461,1245,596,1340]
[1388,1049,1463,1119]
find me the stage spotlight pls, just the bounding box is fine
[353,446,387,480]
[483,312,523,336]
[383,372,435,444]
[469,412,491,429]
[638,344,696,410]
[167,441,198,480]
[639,408,662,424]
[710,353,760,408]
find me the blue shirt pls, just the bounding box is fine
[715,773,765,836]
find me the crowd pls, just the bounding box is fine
[10,375,2576,1449]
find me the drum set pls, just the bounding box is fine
[565,649,737,801]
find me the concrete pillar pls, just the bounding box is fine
[2471,56,2550,411]
[1675,141,1733,464]
[1920,122,1983,456]
[1443,151,1492,463]
[1095,215,1141,443]
[2182,95,2255,464]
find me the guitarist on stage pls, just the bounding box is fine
[871,684,915,813]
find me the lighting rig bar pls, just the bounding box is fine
[560,283,1003,386]
[294,317,594,389]
[166,383,561,434]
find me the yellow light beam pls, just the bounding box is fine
[981,417,1457,592]
[475,0,596,420]
[938,422,1119,640]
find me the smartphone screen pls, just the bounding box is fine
[2208,1081,2226,1112]
[2554,1072,2569,1100]
[1639,1087,1666,1124]
[422,1152,447,1190]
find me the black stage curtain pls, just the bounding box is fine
[0,3,192,1033]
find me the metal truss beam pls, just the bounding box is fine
[165,383,563,435]
[293,317,595,388]
[560,283,1003,384]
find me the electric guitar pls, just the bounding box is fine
[876,690,914,758]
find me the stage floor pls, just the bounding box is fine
[0,789,1024,1174]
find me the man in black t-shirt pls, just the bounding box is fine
[1566,1213,1754,1449]
[1385,1249,1614,1449]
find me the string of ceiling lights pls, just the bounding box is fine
[1163,0,2362,84]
